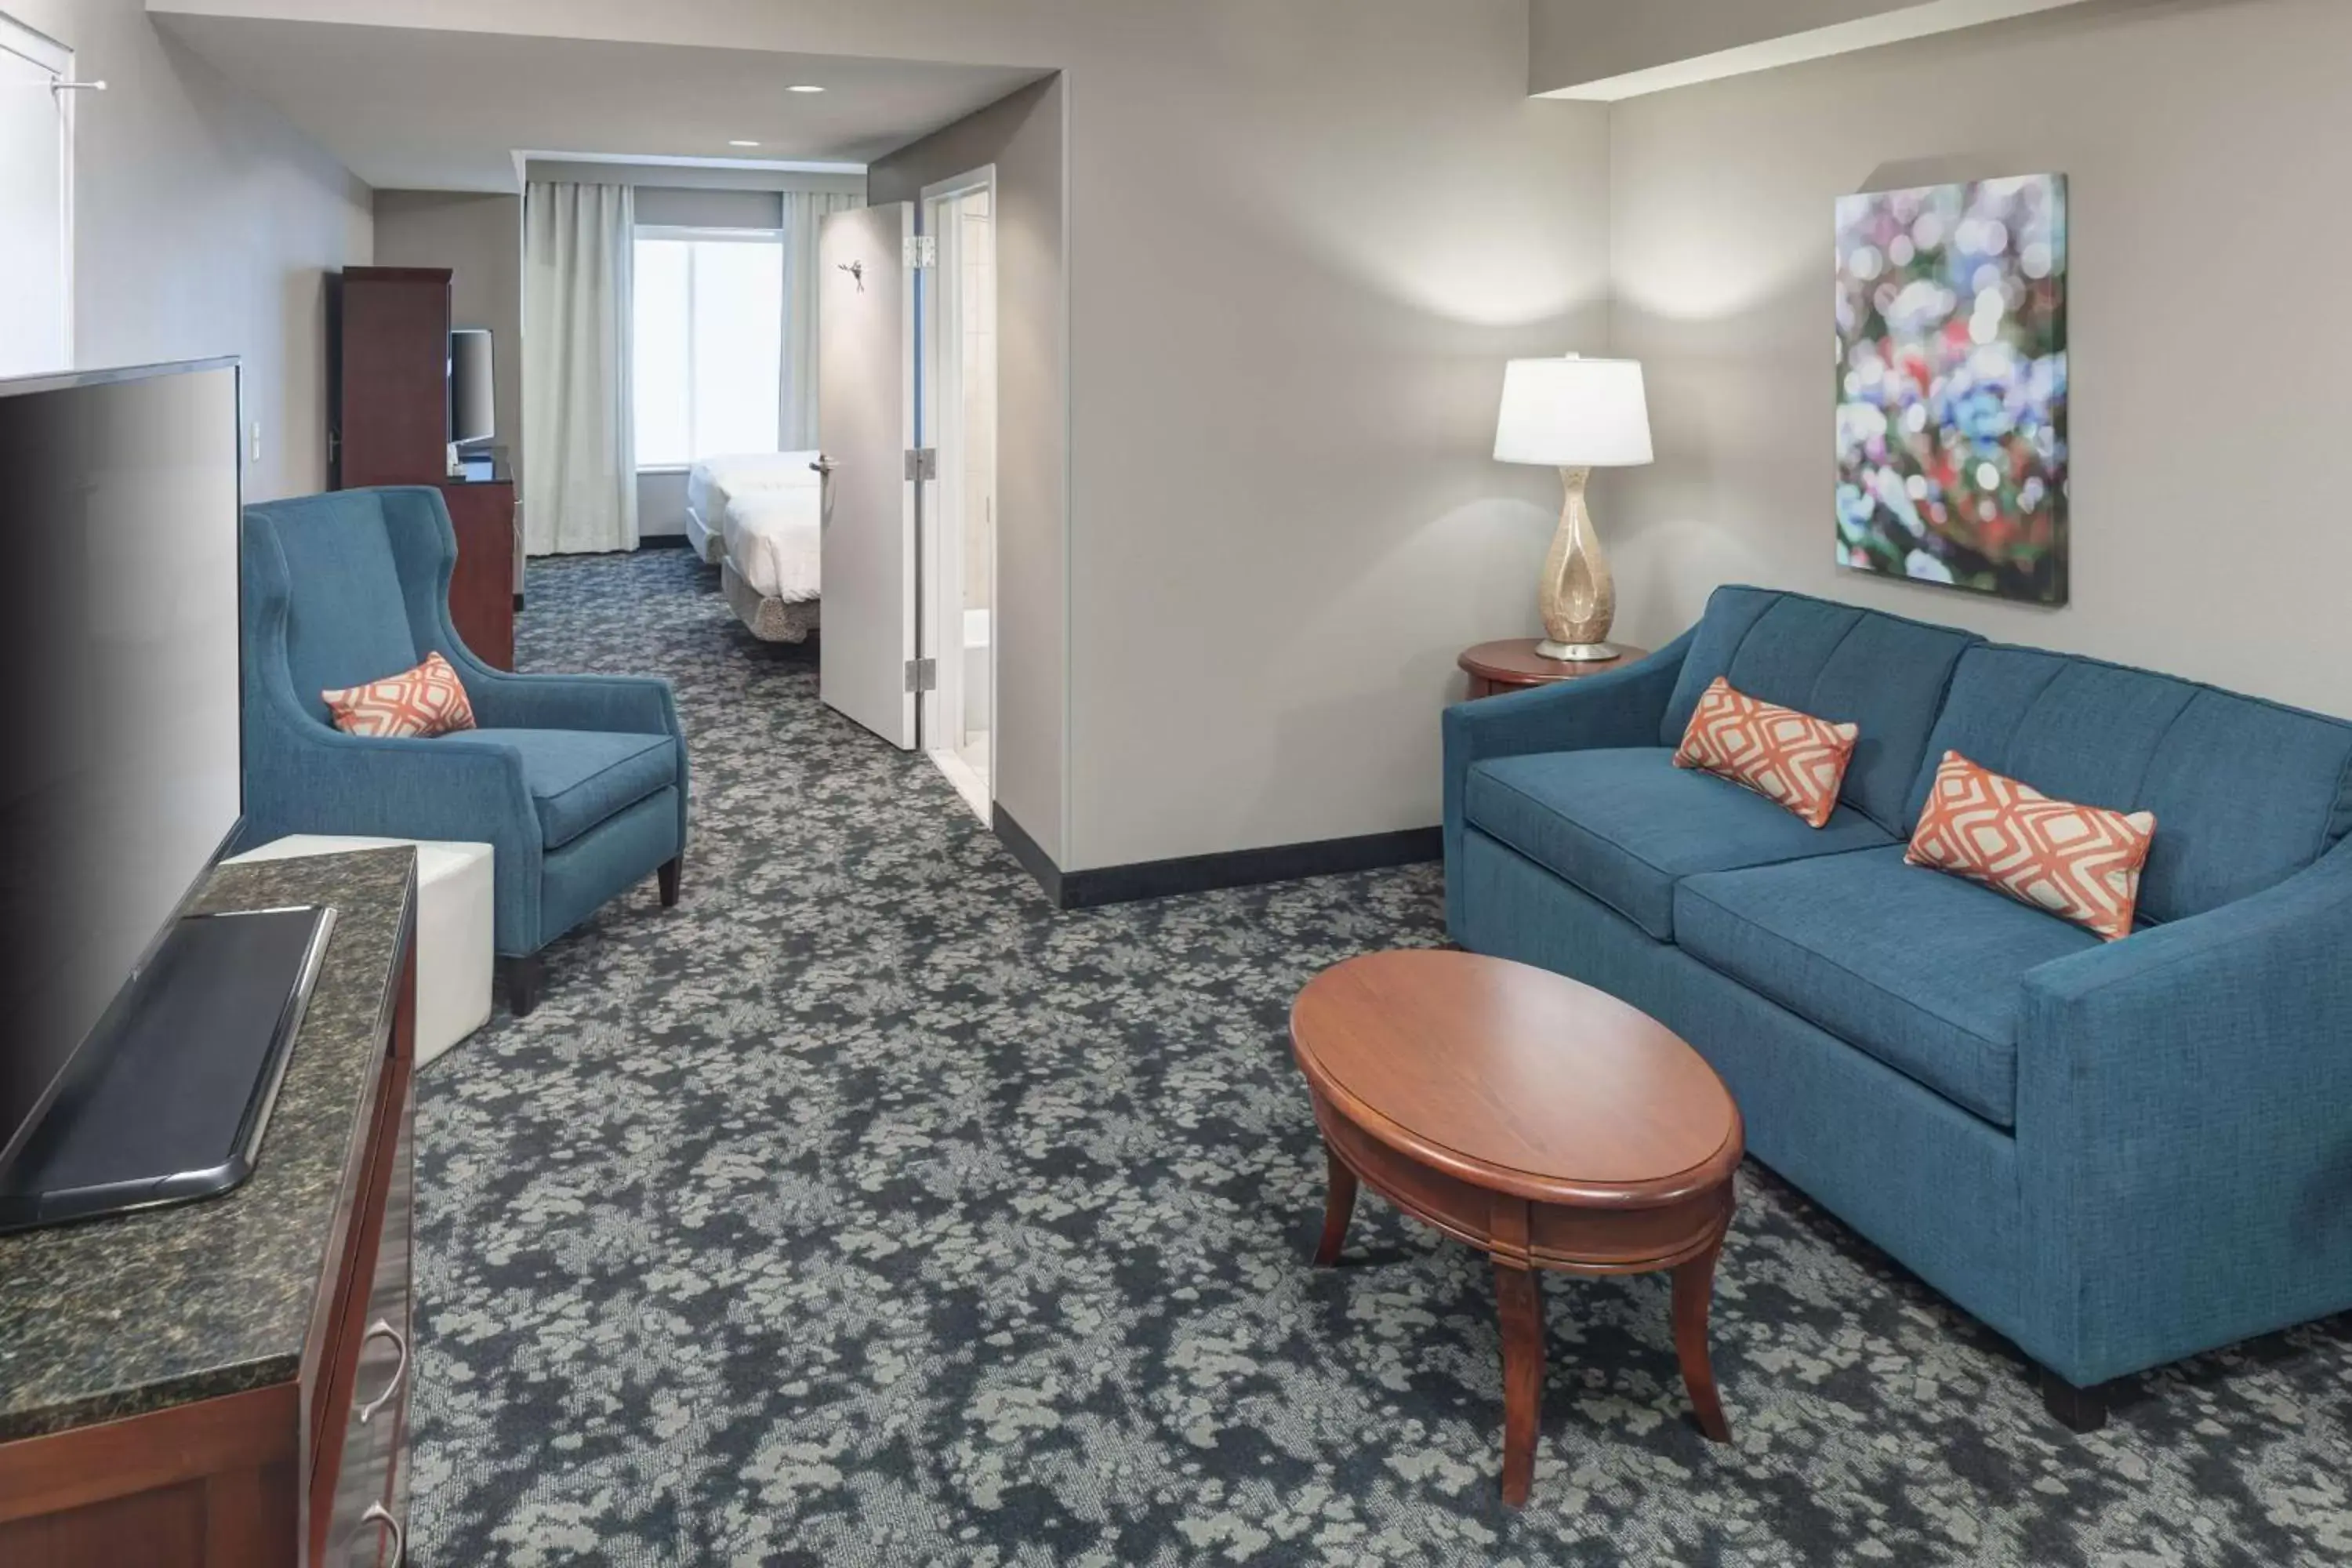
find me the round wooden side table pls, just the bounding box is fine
[1459,639,1652,701]
[1291,949,1741,1508]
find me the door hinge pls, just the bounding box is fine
[905,234,938,270]
[904,447,938,481]
[904,657,938,694]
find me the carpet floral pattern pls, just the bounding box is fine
[410,550,2352,1566]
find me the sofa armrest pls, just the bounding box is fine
[1442,632,1690,933]
[2015,839,2352,1381]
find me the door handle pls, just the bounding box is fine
[356,1319,408,1425]
[810,455,838,476]
[361,1502,407,1566]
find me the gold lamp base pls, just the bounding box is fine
[1539,466,1616,658]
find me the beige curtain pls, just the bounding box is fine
[779,188,866,450]
[522,181,637,555]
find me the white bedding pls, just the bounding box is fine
[686,451,822,535]
[722,487,822,604]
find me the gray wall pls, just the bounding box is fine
[372,189,522,501]
[872,77,1066,862]
[15,0,371,499]
[1603,0,2352,717]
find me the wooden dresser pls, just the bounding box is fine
[329,265,518,670]
[0,849,420,1567]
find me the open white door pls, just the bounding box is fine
[815,201,916,749]
[0,16,73,377]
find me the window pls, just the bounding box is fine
[631,227,785,468]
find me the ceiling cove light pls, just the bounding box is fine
[728,139,760,147]
[787,84,826,94]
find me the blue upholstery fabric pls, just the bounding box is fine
[1443,587,2352,1390]
[2016,839,2352,1384]
[1455,827,2030,1343]
[1465,750,1892,939]
[240,486,690,956]
[1661,586,1980,832]
[1442,634,1693,936]
[1915,645,2352,924]
[459,729,679,850]
[264,489,423,720]
[1677,848,2099,1127]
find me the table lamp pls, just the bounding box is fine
[1494,354,1654,662]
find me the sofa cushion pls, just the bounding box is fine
[459,728,679,850]
[1661,587,1980,834]
[1465,748,1894,940]
[1912,646,2352,924]
[1674,677,1860,829]
[1677,846,2102,1127]
[1907,750,2157,941]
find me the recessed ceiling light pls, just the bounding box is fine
[787,84,826,94]
[728,139,760,147]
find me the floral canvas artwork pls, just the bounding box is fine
[1836,174,2068,604]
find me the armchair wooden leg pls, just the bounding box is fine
[658,855,683,909]
[2039,1367,2113,1433]
[502,954,545,1018]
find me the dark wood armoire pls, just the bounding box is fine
[328,267,517,670]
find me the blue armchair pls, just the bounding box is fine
[238,486,689,1014]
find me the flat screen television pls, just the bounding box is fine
[0,358,249,1177]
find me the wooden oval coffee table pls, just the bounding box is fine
[1290,949,1742,1507]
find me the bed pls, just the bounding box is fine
[718,485,823,644]
[684,451,822,566]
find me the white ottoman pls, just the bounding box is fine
[227,835,495,1067]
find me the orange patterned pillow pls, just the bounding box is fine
[1672,677,1860,829]
[1906,751,2156,942]
[322,652,477,739]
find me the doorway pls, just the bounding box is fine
[919,169,997,822]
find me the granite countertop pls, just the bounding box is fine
[0,848,415,1443]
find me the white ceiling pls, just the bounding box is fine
[154,13,1050,191]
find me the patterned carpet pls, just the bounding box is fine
[409,550,2352,1567]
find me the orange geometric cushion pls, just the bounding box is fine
[322,652,477,739]
[1671,677,1860,829]
[1905,751,2156,942]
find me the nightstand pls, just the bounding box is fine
[1458,639,1652,700]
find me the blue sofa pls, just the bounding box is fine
[239,486,690,1014]
[1444,585,2352,1428]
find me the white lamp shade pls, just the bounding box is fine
[1494,355,1654,467]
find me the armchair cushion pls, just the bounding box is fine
[1464,747,1893,940]
[1678,846,2102,1127]
[459,728,679,850]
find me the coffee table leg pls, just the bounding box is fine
[1671,1236,1732,1443]
[1494,1261,1544,1507]
[1313,1144,1358,1267]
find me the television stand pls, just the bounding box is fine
[0,906,336,1233]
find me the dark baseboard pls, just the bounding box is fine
[991,811,1441,910]
[991,806,1065,908]
[637,534,695,550]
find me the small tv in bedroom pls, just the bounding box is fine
[0,358,333,1232]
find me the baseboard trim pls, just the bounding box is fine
[991,814,1441,911]
[991,805,1065,907]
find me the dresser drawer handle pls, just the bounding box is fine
[361,1501,406,1565]
[356,1319,408,1424]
